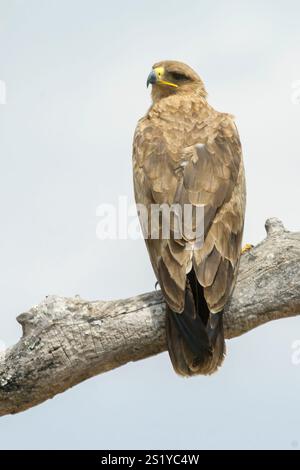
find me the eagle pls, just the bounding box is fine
[133,61,246,376]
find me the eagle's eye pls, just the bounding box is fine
[169,71,189,82]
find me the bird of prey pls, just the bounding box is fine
[133,61,246,376]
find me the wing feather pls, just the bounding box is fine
[133,108,246,313]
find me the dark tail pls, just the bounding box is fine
[166,269,225,376]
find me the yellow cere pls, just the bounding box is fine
[153,66,165,78]
[153,66,178,88]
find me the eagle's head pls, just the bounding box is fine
[147,60,207,103]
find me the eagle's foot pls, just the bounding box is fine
[241,243,254,255]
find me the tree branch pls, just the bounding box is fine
[0,218,300,417]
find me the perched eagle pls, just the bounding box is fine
[133,61,246,376]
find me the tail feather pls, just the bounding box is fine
[166,269,225,377]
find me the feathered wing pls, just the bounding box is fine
[133,112,246,375]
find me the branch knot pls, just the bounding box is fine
[265,218,286,237]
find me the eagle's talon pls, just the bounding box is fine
[241,243,254,255]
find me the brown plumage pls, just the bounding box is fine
[133,60,246,376]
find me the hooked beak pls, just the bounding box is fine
[147,70,157,88]
[146,68,178,89]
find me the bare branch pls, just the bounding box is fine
[0,218,300,417]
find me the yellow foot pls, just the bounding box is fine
[241,243,254,255]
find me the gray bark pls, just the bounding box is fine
[0,218,299,417]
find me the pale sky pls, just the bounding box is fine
[1,0,300,450]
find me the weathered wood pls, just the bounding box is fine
[0,218,299,417]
